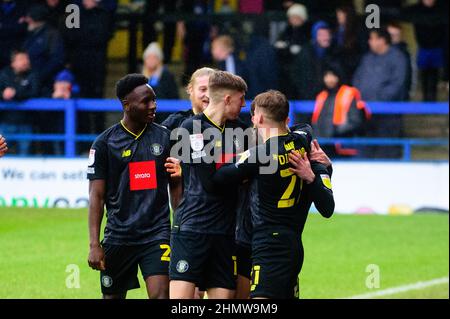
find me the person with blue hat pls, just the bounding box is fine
[52,69,80,99]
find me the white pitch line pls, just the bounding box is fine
[345,277,449,299]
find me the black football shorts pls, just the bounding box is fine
[235,242,252,280]
[100,240,170,295]
[250,229,304,299]
[169,230,237,291]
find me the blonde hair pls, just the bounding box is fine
[186,67,216,91]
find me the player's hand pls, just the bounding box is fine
[288,151,315,184]
[309,139,332,167]
[88,245,105,271]
[165,157,181,178]
[0,135,7,157]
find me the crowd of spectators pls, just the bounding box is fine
[0,0,448,156]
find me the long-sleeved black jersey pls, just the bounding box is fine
[172,113,249,235]
[161,109,195,131]
[212,130,334,235]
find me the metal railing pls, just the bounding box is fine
[0,99,448,160]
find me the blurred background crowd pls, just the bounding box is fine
[0,0,448,157]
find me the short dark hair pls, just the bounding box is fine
[11,50,28,61]
[370,28,391,45]
[323,62,346,83]
[116,73,148,101]
[387,21,403,31]
[209,71,247,93]
[209,71,247,103]
[251,90,289,123]
[26,4,49,22]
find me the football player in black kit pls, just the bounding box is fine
[169,71,248,299]
[162,67,215,299]
[233,123,333,299]
[212,90,335,299]
[87,74,181,299]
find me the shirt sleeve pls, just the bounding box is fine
[87,137,108,180]
[161,113,180,131]
[178,118,218,193]
[211,147,260,187]
[306,161,335,218]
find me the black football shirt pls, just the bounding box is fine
[173,113,248,235]
[212,131,334,233]
[161,109,195,131]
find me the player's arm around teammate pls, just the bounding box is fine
[169,71,248,299]
[288,140,335,218]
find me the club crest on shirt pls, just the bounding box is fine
[88,149,96,166]
[320,174,332,189]
[233,136,241,149]
[190,134,204,151]
[151,143,163,156]
[192,150,206,159]
[237,150,250,166]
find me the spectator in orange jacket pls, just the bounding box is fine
[312,64,370,157]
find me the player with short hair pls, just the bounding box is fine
[87,73,181,299]
[169,71,248,299]
[212,90,335,299]
[162,67,216,299]
[233,123,333,299]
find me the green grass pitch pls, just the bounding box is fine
[0,207,448,299]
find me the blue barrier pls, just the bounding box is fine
[0,99,448,159]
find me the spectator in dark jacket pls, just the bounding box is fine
[22,3,64,95]
[387,21,413,101]
[274,3,310,99]
[0,50,40,101]
[211,35,248,82]
[405,0,447,101]
[142,0,176,64]
[0,50,38,155]
[291,21,340,101]
[142,42,179,99]
[44,0,67,30]
[63,0,112,141]
[353,28,408,158]
[0,0,27,70]
[64,0,110,98]
[353,29,408,101]
[179,0,213,85]
[333,5,367,82]
[245,24,279,99]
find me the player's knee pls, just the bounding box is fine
[148,284,169,299]
[103,293,126,299]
